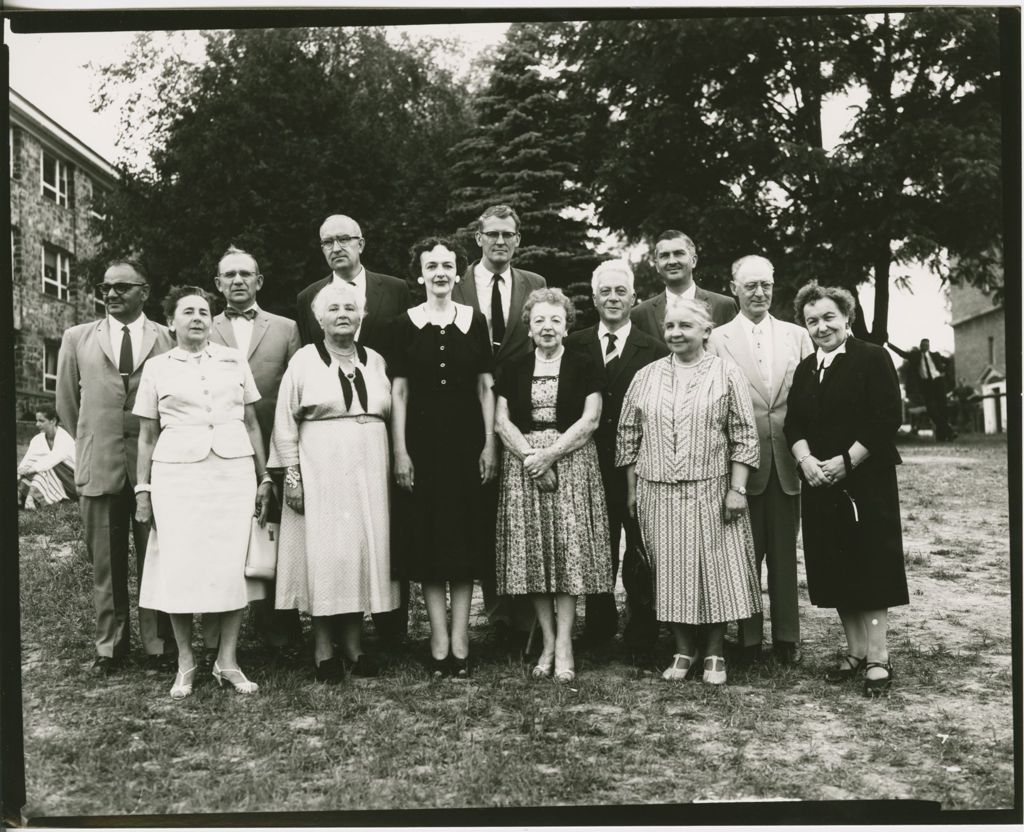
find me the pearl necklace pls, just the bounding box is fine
[535,347,565,364]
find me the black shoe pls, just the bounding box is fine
[773,641,803,665]
[575,628,616,652]
[91,656,122,676]
[451,654,472,680]
[347,654,380,678]
[313,656,345,684]
[726,642,762,667]
[863,661,894,697]
[427,654,451,679]
[824,654,866,684]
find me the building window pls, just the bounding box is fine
[43,339,60,393]
[40,150,70,207]
[93,284,106,314]
[41,245,71,301]
[988,336,995,365]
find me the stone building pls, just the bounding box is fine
[950,279,1006,433]
[9,87,117,420]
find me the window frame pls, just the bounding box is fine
[40,244,71,301]
[43,339,60,393]
[40,149,70,207]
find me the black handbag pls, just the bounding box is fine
[621,513,654,608]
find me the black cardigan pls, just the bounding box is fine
[495,347,604,433]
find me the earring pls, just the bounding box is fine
[417,277,425,285]
[454,276,460,283]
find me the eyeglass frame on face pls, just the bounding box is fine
[218,269,259,279]
[479,230,520,242]
[94,280,147,296]
[320,235,363,250]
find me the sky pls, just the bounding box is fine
[4,15,955,353]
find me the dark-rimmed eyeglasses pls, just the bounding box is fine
[320,236,363,249]
[94,281,147,296]
[480,231,519,241]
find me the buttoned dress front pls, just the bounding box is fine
[616,354,763,625]
[134,343,261,614]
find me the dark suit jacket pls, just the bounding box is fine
[565,324,668,467]
[888,343,949,403]
[296,269,412,360]
[452,262,546,375]
[55,316,174,496]
[630,284,738,342]
[784,336,903,471]
[210,309,301,452]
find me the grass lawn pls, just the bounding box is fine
[14,433,1016,819]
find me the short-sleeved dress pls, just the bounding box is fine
[134,342,260,614]
[495,350,612,596]
[269,342,400,616]
[390,303,494,582]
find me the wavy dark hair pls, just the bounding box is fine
[408,236,468,279]
[792,280,857,325]
[161,285,218,324]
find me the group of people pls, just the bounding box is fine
[53,204,909,700]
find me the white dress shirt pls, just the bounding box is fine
[227,303,259,357]
[664,283,697,310]
[473,262,512,343]
[108,314,146,370]
[920,351,939,380]
[597,320,631,364]
[737,312,774,388]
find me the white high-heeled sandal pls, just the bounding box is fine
[212,661,259,694]
[170,665,196,700]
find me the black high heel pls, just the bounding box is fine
[451,655,471,679]
[428,654,450,679]
[863,661,894,697]
[824,654,866,684]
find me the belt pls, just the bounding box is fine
[342,414,383,424]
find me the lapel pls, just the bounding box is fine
[138,318,160,368]
[456,264,481,310]
[768,317,793,407]
[212,313,239,350]
[720,317,771,406]
[652,292,667,335]
[503,266,529,352]
[363,271,382,319]
[608,328,641,389]
[817,342,850,393]
[94,318,117,370]
[247,312,270,359]
[579,325,605,373]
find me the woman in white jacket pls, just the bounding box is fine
[18,405,76,509]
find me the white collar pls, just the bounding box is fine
[665,283,697,302]
[816,339,848,368]
[332,266,366,287]
[598,320,631,342]
[168,341,219,362]
[107,313,146,334]
[737,312,771,336]
[407,302,474,334]
[474,262,512,282]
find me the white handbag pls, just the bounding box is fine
[244,518,279,580]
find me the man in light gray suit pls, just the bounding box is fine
[56,259,174,674]
[707,254,813,665]
[208,245,302,652]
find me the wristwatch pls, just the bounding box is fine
[729,485,747,495]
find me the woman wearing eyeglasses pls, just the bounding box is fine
[134,286,274,699]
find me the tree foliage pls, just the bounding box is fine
[561,10,1004,338]
[90,27,473,317]
[447,22,600,287]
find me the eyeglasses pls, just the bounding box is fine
[480,231,519,241]
[94,281,146,296]
[739,282,774,293]
[219,270,258,279]
[320,236,363,249]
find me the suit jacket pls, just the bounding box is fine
[210,308,301,452]
[564,324,668,468]
[784,336,903,471]
[55,316,174,496]
[296,269,412,360]
[888,343,949,402]
[707,314,813,495]
[630,285,738,342]
[452,262,546,374]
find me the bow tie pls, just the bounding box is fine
[225,307,257,321]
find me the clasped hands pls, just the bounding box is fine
[523,447,557,493]
[800,454,847,488]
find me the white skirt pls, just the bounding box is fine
[140,453,255,614]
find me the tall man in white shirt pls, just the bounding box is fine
[631,230,737,341]
[56,260,175,674]
[209,245,302,653]
[452,204,546,648]
[707,255,813,664]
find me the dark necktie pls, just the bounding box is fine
[923,353,933,379]
[604,332,617,358]
[224,307,257,320]
[490,273,505,353]
[118,325,133,392]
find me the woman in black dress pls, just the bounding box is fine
[391,236,498,678]
[783,281,908,696]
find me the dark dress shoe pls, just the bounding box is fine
[91,656,121,675]
[427,654,451,679]
[347,654,380,678]
[863,661,894,697]
[451,655,472,679]
[773,641,802,665]
[313,656,345,684]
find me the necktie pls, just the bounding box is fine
[118,325,133,393]
[604,332,617,360]
[490,274,505,353]
[923,353,933,379]
[225,307,257,320]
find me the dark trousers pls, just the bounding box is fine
[737,463,801,647]
[80,482,172,657]
[923,378,954,440]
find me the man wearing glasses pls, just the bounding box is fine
[296,214,411,361]
[453,204,546,652]
[56,259,175,675]
[208,245,302,655]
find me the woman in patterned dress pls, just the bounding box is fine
[391,236,498,678]
[269,282,400,684]
[494,288,611,685]
[616,298,761,685]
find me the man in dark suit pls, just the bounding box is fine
[887,338,956,441]
[297,213,412,641]
[452,204,546,647]
[56,259,175,674]
[209,245,302,653]
[565,260,668,659]
[631,230,737,340]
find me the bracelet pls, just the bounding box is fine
[797,454,811,466]
[259,473,274,485]
[285,468,301,489]
[842,451,854,477]
[134,483,151,494]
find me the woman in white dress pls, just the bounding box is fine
[17,405,76,509]
[135,286,274,699]
[270,282,400,684]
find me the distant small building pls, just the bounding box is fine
[9,87,117,420]
[950,279,1006,432]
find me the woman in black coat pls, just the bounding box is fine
[783,281,908,696]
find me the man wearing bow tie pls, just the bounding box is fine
[209,245,302,654]
[707,255,813,665]
[452,204,546,648]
